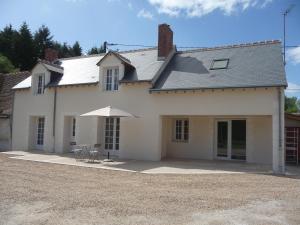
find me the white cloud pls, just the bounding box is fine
[287,46,300,65]
[137,9,154,20]
[286,82,300,94]
[148,0,273,17]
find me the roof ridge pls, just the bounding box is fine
[60,47,157,61]
[179,40,281,53]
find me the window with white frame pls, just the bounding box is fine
[36,74,45,95]
[105,68,119,91]
[173,119,189,142]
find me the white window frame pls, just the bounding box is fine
[173,118,189,142]
[36,73,45,95]
[104,67,119,91]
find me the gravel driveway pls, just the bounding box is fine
[0,153,300,225]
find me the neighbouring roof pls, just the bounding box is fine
[13,48,164,89]
[152,41,287,91]
[0,71,30,115]
[285,113,300,121]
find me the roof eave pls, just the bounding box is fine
[149,85,287,93]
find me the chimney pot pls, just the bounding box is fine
[158,23,173,60]
[44,48,59,62]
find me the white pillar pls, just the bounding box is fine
[272,88,285,174]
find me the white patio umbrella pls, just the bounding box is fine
[80,106,137,161]
[80,106,137,118]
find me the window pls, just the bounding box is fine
[37,117,45,145]
[105,68,119,91]
[210,59,229,70]
[173,119,189,142]
[72,118,76,137]
[36,74,44,95]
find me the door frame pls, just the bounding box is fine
[214,118,247,161]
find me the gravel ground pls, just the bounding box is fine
[0,153,300,225]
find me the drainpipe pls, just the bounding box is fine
[278,87,285,173]
[10,91,16,151]
[52,87,57,153]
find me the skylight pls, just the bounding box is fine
[210,59,229,70]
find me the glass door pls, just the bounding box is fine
[231,120,246,160]
[216,120,246,160]
[104,117,120,156]
[217,121,229,158]
[36,117,45,150]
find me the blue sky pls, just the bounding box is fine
[0,0,299,96]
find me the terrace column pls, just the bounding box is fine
[272,88,285,174]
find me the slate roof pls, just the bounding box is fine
[13,48,164,89]
[152,41,287,91]
[0,71,30,115]
[13,41,286,91]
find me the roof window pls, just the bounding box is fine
[210,59,229,70]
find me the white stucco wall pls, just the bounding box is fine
[12,65,55,152]
[11,55,282,165]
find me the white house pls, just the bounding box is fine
[12,24,287,173]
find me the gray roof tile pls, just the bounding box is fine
[152,42,287,91]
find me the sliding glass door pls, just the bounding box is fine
[216,120,246,160]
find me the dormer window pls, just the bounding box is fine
[105,68,119,91]
[36,74,45,95]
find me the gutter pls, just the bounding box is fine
[149,85,287,93]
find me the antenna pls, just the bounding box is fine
[283,4,295,66]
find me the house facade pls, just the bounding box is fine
[0,71,30,151]
[12,24,287,173]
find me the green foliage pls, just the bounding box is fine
[87,42,106,55]
[0,23,86,72]
[72,41,82,56]
[285,96,299,113]
[15,22,36,70]
[0,54,16,73]
[34,25,53,59]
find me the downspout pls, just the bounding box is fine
[278,87,284,173]
[52,87,57,153]
[10,91,16,150]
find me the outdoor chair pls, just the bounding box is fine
[88,144,102,163]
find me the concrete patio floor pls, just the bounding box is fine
[2,151,300,175]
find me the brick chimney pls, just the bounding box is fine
[44,48,59,62]
[158,24,173,60]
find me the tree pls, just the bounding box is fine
[285,96,299,113]
[72,41,82,56]
[87,43,106,55]
[34,25,53,59]
[0,54,16,73]
[0,24,19,67]
[14,22,36,70]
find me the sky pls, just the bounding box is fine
[0,0,299,96]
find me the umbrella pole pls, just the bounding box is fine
[107,151,110,159]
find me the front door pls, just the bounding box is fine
[104,117,120,156]
[216,120,246,160]
[36,117,45,150]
